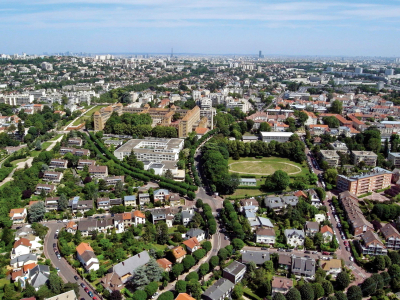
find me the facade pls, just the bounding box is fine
[360,230,387,256]
[223,261,246,284]
[320,225,334,242]
[388,152,400,168]
[255,228,276,245]
[49,159,68,169]
[2,94,34,106]
[77,159,96,170]
[76,242,100,272]
[291,256,316,279]
[319,150,340,168]
[42,171,63,183]
[124,195,137,207]
[171,246,186,263]
[381,223,400,250]
[260,132,293,143]
[351,151,378,166]
[9,208,27,224]
[182,237,200,253]
[186,228,205,242]
[35,184,56,195]
[337,167,392,196]
[305,222,319,237]
[89,165,108,178]
[284,229,305,247]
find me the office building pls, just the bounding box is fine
[337,167,392,196]
[385,69,394,76]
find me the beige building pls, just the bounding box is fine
[388,152,400,168]
[320,150,340,168]
[351,151,377,167]
[337,167,392,196]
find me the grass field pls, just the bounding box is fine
[230,189,265,198]
[72,105,107,126]
[50,134,63,141]
[42,142,51,150]
[228,156,307,177]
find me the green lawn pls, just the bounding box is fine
[50,134,63,141]
[11,158,28,167]
[42,142,51,150]
[72,105,107,126]
[229,189,265,199]
[30,150,41,157]
[0,278,10,289]
[228,156,308,177]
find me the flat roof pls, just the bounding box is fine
[260,132,293,137]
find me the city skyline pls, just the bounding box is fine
[2,0,400,56]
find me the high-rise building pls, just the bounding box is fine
[259,50,262,58]
[385,69,394,76]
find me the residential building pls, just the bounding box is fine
[182,237,201,253]
[105,176,124,186]
[241,250,270,265]
[388,152,400,168]
[203,278,235,300]
[151,208,167,223]
[107,251,150,284]
[305,222,319,237]
[182,209,194,226]
[89,165,108,178]
[264,195,298,211]
[45,197,60,212]
[351,151,378,166]
[381,223,400,250]
[76,242,99,272]
[9,208,27,224]
[42,171,63,183]
[319,150,340,168]
[77,159,96,170]
[68,138,83,147]
[49,159,68,169]
[284,229,305,247]
[337,167,392,196]
[320,225,334,242]
[124,195,136,207]
[171,246,187,263]
[271,277,293,295]
[154,189,170,202]
[278,254,292,270]
[97,197,110,210]
[240,198,259,212]
[291,256,316,279]
[138,193,151,205]
[132,210,146,225]
[329,141,348,152]
[339,191,374,236]
[360,230,387,256]
[321,259,342,278]
[10,253,37,269]
[223,261,246,284]
[157,258,173,272]
[239,178,257,186]
[35,184,56,195]
[69,198,93,213]
[255,228,276,245]
[260,132,293,143]
[59,147,90,156]
[28,265,50,291]
[43,290,78,300]
[186,228,205,242]
[11,238,32,259]
[66,221,77,234]
[176,293,196,300]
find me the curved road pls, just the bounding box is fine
[44,222,97,300]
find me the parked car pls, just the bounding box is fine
[88,291,93,297]
[312,251,318,254]
[74,275,79,281]
[53,243,56,248]
[304,255,310,258]
[322,251,330,255]
[286,249,293,252]
[80,283,86,288]
[261,247,268,250]
[349,256,354,262]
[278,248,285,252]
[304,250,310,254]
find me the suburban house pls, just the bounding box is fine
[69,197,93,213]
[278,255,293,270]
[45,197,60,212]
[240,198,259,212]
[255,228,276,245]
[284,229,305,247]
[77,159,96,170]
[171,246,187,263]
[305,222,319,237]
[157,258,173,272]
[42,171,63,183]
[49,159,68,169]
[291,256,316,279]
[138,193,151,205]
[133,210,146,225]
[10,253,37,269]
[124,195,137,207]
[68,138,83,147]
[182,237,201,253]
[359,230,387,256]
[381,223,400,250]
[154,189,169,202]
[203,278,235,300]
[11,238,32,259]
[320,225,334,242]
[182,209,195,226]
[169,193,182,206]
[35,184,56,195]
[9,208,27,224]
[89,165,108,178]
[28,265,50,291]
[176,293,196,300]
[105,176,124,186]
[107,251,150,284]
[271,277,293,296]
[97,197,110,211]
[66,221,77,234]
[321,259,342,278]
[264,195,298,211]
[186,228,205,242]
[241,250,270,265]
[151,208,167,224]
[223,261,246,284]
[76,242,99,272]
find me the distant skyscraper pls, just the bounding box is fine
[259,50,262,58]
[171,48,173,58]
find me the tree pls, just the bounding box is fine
[375,255,386,271]
[158,291,174,300]
[130,266,149,289]
[330,100,343,114]
[23,282,36,298]
[305,237,314,249]
[156,222,169,245]
[322,281,334,296]
[165,169,174,180]
[48,273,64,295]
[361,277,376,297]
[259,122,272,132]
[371,273,384,290]
[232,238,245,250]
[346,286,362,300]
[232,284,244,299]
[299,283,314,300]
[218,248,229,261]
[187,280,202,300]
[144,282,159,298]
[336,271,350,290]
[199,263,210,278]
[312,283,324,300]
[202,241,212,253]
[182,255,196,271]
[195,199,203,208]
[324,169,338,185]
[176,280,187,293]
[171,263,184,279]
[192,249,206,261]
[58,194,68,211]
[265,170,290,191]
[286,288,302,300]
[334,291,347,300]
[145,259,164,282]
[74,229,82,245]
[210,256,220,269]
[273,293,287,300]
[132,290,147,300]
[28,201,46,223]
[110,290,123,300]
[185,272,199,282]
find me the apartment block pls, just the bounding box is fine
[337,167,392,196]
[319,150,340,168]
[260,132,293,143]
[388,152,400,168]
[381,223,400,250]
[351,151,377,166]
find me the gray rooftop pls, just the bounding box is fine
[203,278,235,300]
[111,251,150,283]
[241,251,270,265]
[223,261,246,276]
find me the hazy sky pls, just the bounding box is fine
[2,0,400,56]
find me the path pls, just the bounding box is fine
[45,134,64,151]
[63,106,97,131]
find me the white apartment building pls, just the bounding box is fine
[260,132,293,143]
[226,98,251,113]
[41,62,53,71]
[2,94,34,106]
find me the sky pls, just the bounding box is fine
[1,0,400,56]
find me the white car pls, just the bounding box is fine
[349,256,354,262]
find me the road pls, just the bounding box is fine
[44,222,98,300]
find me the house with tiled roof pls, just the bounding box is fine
[9,208,27,224]
[11,238,32,259]
[381,223,400,250]
[10,253,37,269]
[171,246,187,263]
[176,293,196,300]
[182,237,200,253]
[66,220,77,234]
[157,258,172,272]
[255,228,276,245]
[321,259,342,278]
[76,242,99,272]
[133,210,146,225]
[271,277,293,295]
[320,225,334,242]
[359,230,387,256]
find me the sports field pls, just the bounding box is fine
[228,157,306,176]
